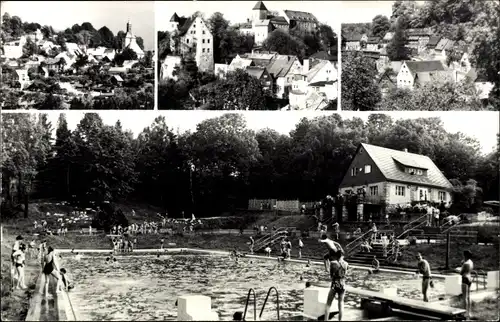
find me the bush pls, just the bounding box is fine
[91,202,129,231]
[477,226,500,245]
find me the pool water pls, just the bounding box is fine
[62,254,445,321]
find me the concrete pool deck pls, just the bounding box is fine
[55,247,449,279]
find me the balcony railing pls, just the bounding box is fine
[360,195,384,204]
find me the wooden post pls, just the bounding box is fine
[445,232,451,270]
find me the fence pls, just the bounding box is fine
[248,199,277,210]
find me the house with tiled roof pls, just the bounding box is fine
[366,37,381,52]
[426,36,441,50]
[167,14,214,72]
[396,60,454,89]
[246,66,273,92]
[266,54,302,98]
[406,28,432,53]
[465,68,494,100]
[282,9,318,31]
[382,32,394,45]
[339,143,453,215]
[229,56,255,71]
[344,34,367,51]
[434,38,455,61]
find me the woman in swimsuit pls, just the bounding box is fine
[42,246,62,297]
[324,249,348,321]
[460,250,474,318]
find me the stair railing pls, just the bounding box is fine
[403,214,428,231]
[345,229,373,251]
[259,286,280,320]
[254,227,285,248]
[397,219,427,240]
[253,230,288,252]
[243,288,257,321]
[471,270,487,292]
[255,232,289,253]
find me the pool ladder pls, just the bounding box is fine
[243,287,280,321]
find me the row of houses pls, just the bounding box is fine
[161,49,338,110]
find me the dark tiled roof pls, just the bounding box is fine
[246,66,266,79]
[178,17,195,36]
[267,55,297,77]
[367,37,380,44]
[284,10,318,23]
[361,143,453,189]
[406,28,432,36]
[270,16,289,25]
[169,13,180,22]
[346,34,362,42]
[309,51,336,61]
[404,60,445,74]
[253,1,267,10]
[309,80,336,87]
[427,36,441,47]
[435,38,455,51]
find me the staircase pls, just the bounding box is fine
[347,242,388,266]
[253,228,290,253]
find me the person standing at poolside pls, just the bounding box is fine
[12,244,27,290]
[458,250,474,318]
[332,222,340,240]
[249,236,254,254]
[319,234,344,272]
[415,253,432,302]
[298,238,304,259]
[160,238,164,251]
[42,247,62,297]
[324,249,348,321]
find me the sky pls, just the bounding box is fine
[156,1,341,34]
[340,1,425,24]
[2,1,155,50]
[31,111,500,155]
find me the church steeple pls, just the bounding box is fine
[126,19,132,33]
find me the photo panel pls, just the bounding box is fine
[1,1,155,110]
[157,1,341,111]
[340,0,499,111]
[1,108,498,321]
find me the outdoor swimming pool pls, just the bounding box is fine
[61,253,446,321]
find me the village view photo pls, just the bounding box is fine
[0,1,155,110]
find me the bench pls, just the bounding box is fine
[345,286,466,319]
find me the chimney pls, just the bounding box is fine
[303,59,309,74]
[247,18,250,23]
[403,148,408,152]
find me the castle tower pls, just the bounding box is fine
[252,1,268,22]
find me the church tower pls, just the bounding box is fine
[252,1,268,22]
[126,20,132,33]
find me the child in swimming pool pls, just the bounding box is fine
[58,268,74,291]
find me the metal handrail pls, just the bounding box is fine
[254,228,284,248]
[259,286,280,320]
[243,288,257,321]
[255,233,288,253]
[397,220,427,239]
[478,270,487,290]
[345,229,373,250]
[403,214,428,231]
[254,230,288,251]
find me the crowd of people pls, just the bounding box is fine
[10,235,74,295]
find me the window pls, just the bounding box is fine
[351,168,356,176]
[395,185,405,196]
[365,165,371,173]
[438,191,446,201]
[202,48,205,53]
[207,48,210,53]
[416,169,423,175]
[202,30,205,34]
[369,186,378,196]
[186,39,189,44]
[208,39,210,43]
[202,39,205,43]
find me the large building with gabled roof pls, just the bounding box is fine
[166,13,214,72]
[339,143,453,212]
[244,1,319,46]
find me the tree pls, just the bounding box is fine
[80,22,95,32]
[1,114,51,217]
[157,31,171,60]
[371,15,391,38]
[98,26,115,48]
[120,47,138,61]
[341,52,381,111]
[386,16,410,61]
[262,29,306,60]
[22,37,38,58]
[115,30,126,49]
[72,53,89,72]
[207,12,232,64]
[194,69,266,110]
[136,36,145,50]
[378,82,488,111]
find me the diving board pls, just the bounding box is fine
[345,286,466,320]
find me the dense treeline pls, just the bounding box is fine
[1,113,498,218]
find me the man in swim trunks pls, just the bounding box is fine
[319,234,344,271]
[458,250,474,318]
[415,253,431,302]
